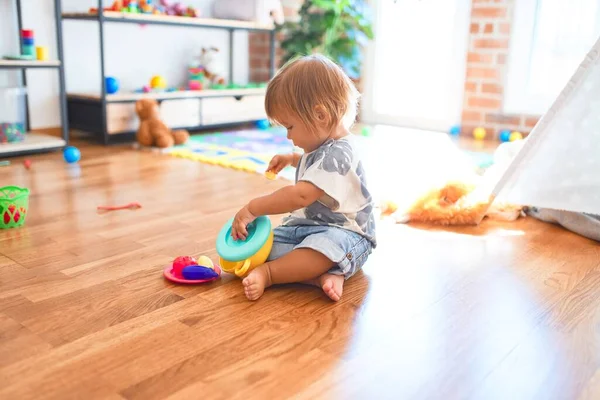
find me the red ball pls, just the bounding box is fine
[172,256,197,278]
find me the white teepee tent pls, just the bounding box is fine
[490,35,600,215]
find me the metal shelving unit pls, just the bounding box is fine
[61,3,277,145]
[0,0,69,157]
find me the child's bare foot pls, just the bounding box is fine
[319,273,344,302]
[242,264,272,301]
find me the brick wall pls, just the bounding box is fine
[461,0,540,139]
[248,1,301,83]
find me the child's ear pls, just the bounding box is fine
[314,105,330,126]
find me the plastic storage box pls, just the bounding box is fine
[0,87,27,143]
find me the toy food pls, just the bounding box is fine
[135,98,189,148]
[163,255,221,284]
[216,215,273,277]
[172,255,197,277]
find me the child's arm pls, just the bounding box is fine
[231,181,324,240]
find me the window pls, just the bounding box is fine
[504,0,600,115]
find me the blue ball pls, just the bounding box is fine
[449,125,461,136]
[256,119,270,130]
[499,129,511,142]
[63,146,81,163]
[105,77,119,94]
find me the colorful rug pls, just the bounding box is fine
[165,127,298,181]
[165,127,495,180]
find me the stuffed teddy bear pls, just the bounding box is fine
[135,98,189,148]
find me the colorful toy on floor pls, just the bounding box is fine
[23,159,31,169]
[105,77,120,94]
[216,215,274,278]
[449,125,461,136]
[63,146,81,163]
[473,127,486,141]
[360,126,372,137]
[499,129,511,142]
[0,160,10,167]
[135,98,189,148]
[510,131,523,141]
[163,255,221,284]
[0,186,29,229]
[97,202,142,212]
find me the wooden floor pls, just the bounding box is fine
[1,134,599,400]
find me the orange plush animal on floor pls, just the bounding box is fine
[135,98,189,148]
[381,181,522,225]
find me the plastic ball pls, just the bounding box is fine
[150,75,167,89]
[105,77,119,94]
[361,126,372,137]
[449,125,461,136]
[473,127,486,141]
[256,119,270,130]
[510,131,523,141]
[63,146,81,163]
[142,85,151,93]
[499,129,511,142]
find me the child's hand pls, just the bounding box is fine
[231,205,257,241]
[267,154,293,174]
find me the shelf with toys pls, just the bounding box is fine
[60,0,278,145]
[1,0,69,157]
[62,11,275,32]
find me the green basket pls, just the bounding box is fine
[0,186,29,229]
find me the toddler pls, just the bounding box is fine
[231,54,376,301]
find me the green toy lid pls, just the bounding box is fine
[216,216,272,262]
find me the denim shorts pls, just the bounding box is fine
[267,225,373,279]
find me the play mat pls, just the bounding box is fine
[164,127,298,180]
[164,127,494,180]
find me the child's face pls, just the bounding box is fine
[277,112,327,153]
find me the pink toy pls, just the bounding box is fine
[97,202,142,212]
[171,255,197,278]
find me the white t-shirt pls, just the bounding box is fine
[282,137,376,246]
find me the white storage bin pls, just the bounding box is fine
[201,95,266,126]
[0,87,27,143]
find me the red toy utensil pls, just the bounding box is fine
[97,202,142,212]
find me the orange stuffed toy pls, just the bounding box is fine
[135,98,189,148]
[381,181,523,225]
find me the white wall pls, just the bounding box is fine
[0,0,249,129]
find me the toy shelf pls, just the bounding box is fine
[0,60,61,69]
[62,11,275,32]
[61,3,278,145]
[0,0,69,157]
[0,132,66,156]
[67,87,267,103]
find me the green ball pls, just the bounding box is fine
[361,126,371,137]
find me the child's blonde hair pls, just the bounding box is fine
[265,54,360,133]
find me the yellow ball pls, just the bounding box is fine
[196,256,214,269]
[150,75,167,89]
[509,131,523,141]
[473,127,486,140]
